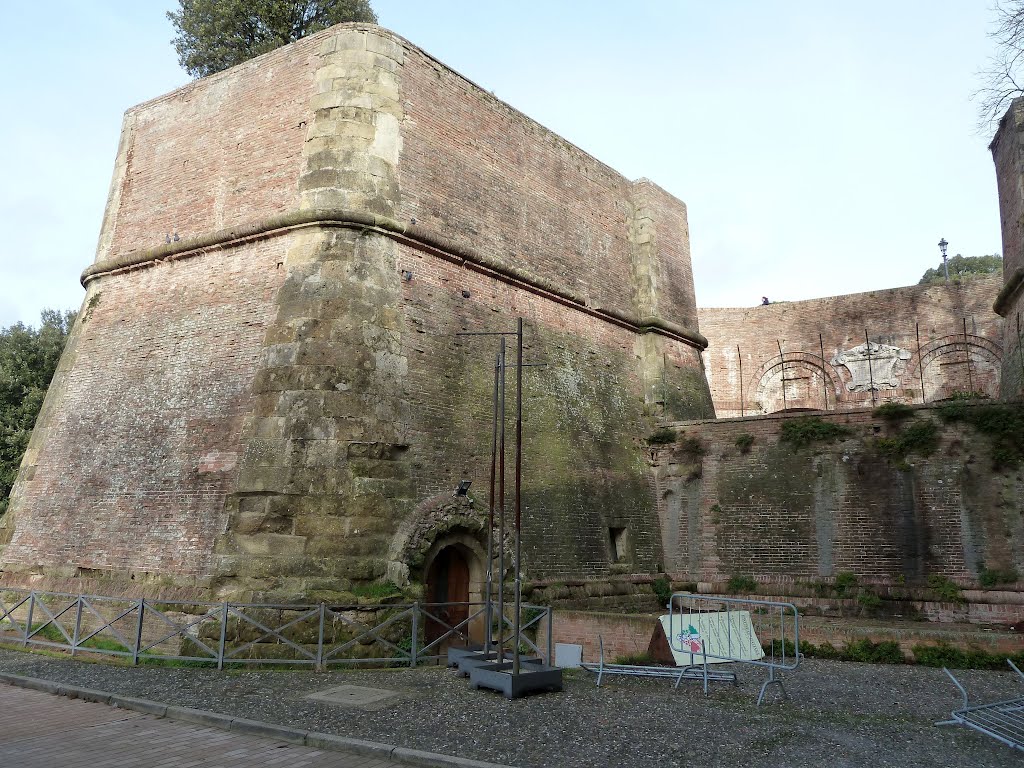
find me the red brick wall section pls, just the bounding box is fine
[549,610,659,664]
[395,241,671,580]
[102,39,318,262]
[2,238,288,578]
[990,98,1024,400]
[397,44,693,327]
[652,406,1024,624]
[699,278,1004,416]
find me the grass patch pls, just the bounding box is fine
[27,623,69,643]
[913,642,1024,669]
[779,417,851,448]
[350,581,402,600]
[614,652,655,666]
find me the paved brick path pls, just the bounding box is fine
[0,683,390,767]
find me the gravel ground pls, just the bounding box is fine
[0,647,1021,767]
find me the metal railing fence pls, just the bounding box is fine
[0,588,552,670]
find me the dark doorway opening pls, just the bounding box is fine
[425,545,471,647]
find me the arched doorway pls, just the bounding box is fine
[425,544,471,646]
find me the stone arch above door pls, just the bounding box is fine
[386,493,492,587]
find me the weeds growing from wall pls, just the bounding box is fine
[651,576,672,607]
[833,571,858,598]
[873,402,914,422]
[734,433,754,453]
[646,427,676,445]
[779,417,851,448]
[979,567,1019,588]
[677,436,706,458]
[937,401,1024,469]
[726,575,757,594]
[927,574,965,603]
[875,418,940,469]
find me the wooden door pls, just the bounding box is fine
[426,546,470,645]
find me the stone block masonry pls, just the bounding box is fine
[0,24,712,600]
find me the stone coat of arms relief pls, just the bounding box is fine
[831,342,911,391]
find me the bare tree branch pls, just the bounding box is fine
[974,0,1024,137]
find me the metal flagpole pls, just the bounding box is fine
[496,337,507,663]
[512,317,524,676]
[483,352,499,655]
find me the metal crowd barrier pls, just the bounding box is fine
[0,588,552,669]
[938,660,1024,751]
[668,592,800,705]
[580,635,737,688]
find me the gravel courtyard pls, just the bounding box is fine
[0,647,1021,767]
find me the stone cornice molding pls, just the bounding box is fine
[994,266,1024,316]
[81,208,708,350]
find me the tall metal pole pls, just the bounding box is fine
[916,323,926,404]
[819,333,829,410]
[1018,313,1024,390]
[496,337,507,662]
[776,340,788,411]
[737,345,744,417]
[864,330,876,407]
[483,352,499,655]
[512,317,524,676]
[963,317,974,394]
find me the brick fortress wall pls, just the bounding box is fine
[991,98,1024,401]
[0,25,712,599]
[652,405,1024,625]
[699,278,1003,418]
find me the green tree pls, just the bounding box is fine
[918,254,1002,286]
[0,310,76,515]
[168,0,378,78]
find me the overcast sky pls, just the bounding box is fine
[0,1,1005,329]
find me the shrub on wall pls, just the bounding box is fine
[646,427,676,445]
[872,402,914,421]
[734,433,754,453]
[779,417,851,448]
[937,401,1024,469]
[979,567,1019,588]
[875,418,940,469]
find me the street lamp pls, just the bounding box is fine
[938,238,949,282]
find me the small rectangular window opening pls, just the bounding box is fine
[609,526,628,563]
